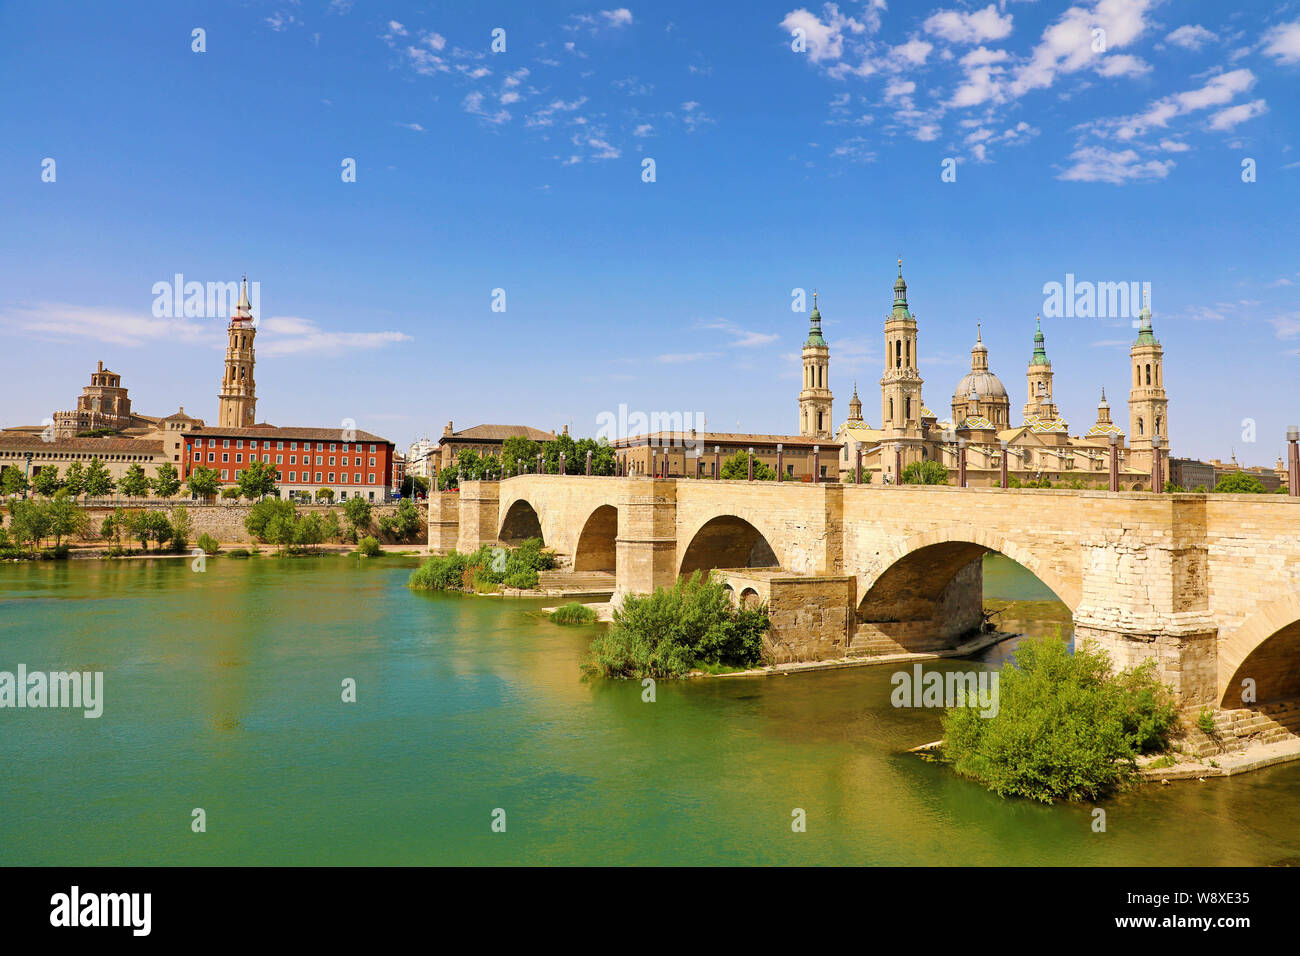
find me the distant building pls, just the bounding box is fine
[392,452,406,493]
[437,421,556,473]
[0,434,172,490]
[405,438,438,479]
[1206,457,1285,491]
[1167,458,1215,490]
[183,426,395,501]
[612,431,841,481]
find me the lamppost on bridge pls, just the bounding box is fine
[1151,434,1164,493]
[812,445,820,484]
[747,447,754,482]
[1108,433,1120,492]
[776,443,784,482]
[999,439,1008,489]
[855,446,863,486]
[23,452,33,499]
[957,438,968,488]
[1288,426,1299,497]
[713,445,721,481]
[695,447,703,480]
[585,449,592,477]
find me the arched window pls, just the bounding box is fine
[1145,364,1151,385]
[817,411,823,431]
[905,340,910,366]
[896,340,902,368]
[1155,416,1162,435]
[1135,366,1140,386]
[889,398,894,421]
[1138,417,1144,436]
[905,397,912,421]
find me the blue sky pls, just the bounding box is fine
[1,0,1297,463]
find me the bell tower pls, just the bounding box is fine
[1023,314,1058,421]
[218,275,257,428]
[798,291,833,438]
[1128,291,1168,469]
[879,259,924,478]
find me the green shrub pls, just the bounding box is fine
[581,572,769,679]
[941,635,1179,803]
[357,536,381,556]
[226,548,253,558]
[196,532,221,554]
[407,538,555,592]
[503,567,539,589]
[551,603,597,625]
[1197,708,1217,734]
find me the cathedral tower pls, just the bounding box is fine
[847,382,864,425]
[799,291,833,438]
[218,275,257,428]
[879,259,925,476]
[1127,292,1168,468]
[1023,315,1058,422]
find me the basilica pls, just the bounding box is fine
[800,260,1168,489]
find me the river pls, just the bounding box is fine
[1,553,1297,866]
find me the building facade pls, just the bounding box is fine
[183,426,395,501]
[835,261,1166,489]
[612,431,840,481]
[436,422,557,472]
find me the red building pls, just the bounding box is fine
[183,425,396,502]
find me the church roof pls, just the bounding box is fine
[952,370,1008,401]
[1085,422,1125,437]
[1024,415,1069,434]
[959,416,995,430]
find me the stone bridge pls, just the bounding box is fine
[430,475,1300,709]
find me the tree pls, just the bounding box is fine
[237,460,279,501]
[437,465,459,490]
[399,474,429,498]
[319,509,342,543]
[221,487,241,501]
[719,450,776,481]
[293,513,325,551]
[264,511,298,553]
[542,434,578,474]
[1213,472,1266,494]
[500,436,543,475]
[63,461,87,501]
[902,461,948,485]
[316,487,335,503]
[31,465,63,498]
[343,496,373,541]
[246,499,296,542]
[8,499,52,554]
[573,437,616,476]
[119,463,151,498]
[47,494,90,548]
[187,466,220,501]
[1163,480,1185,493]
[83,458,115,499]
[379,498,421,542]
[168,505,193,550]
[153,463,182,499]
[1,467,30,498]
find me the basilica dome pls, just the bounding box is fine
[952,369,1009,403]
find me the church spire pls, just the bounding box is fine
[805,289,827,347]
[1030,314,1049,365]
[233,274,253,322]
[1135,288,1157,345]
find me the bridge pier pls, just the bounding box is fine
[428,490,460,553]
[614,478,679,601]
[456,480,500,554]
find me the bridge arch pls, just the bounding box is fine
[1217,591,1300,707]
[678,514,782,578]
[498,498,544,547]
[573,504,618,573]
[859,527,1080,615]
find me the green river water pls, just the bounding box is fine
[1,553,1298,866]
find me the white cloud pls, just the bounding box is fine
[1262,21,1300,64]
[923,5,1014,45]
[601,8,634,28]
[1207,98,1267,131]
[1165,24,1218,50]
[1159,139,1190,152]
[698,318,780,347]
[397,122,425,132]
[779,4,866,63]
[1058,146,1174,183]
[633,124,654,136]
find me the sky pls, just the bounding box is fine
[1,0,1297,465]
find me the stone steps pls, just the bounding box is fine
[536,570,616,594]
[1185,699,1300,757]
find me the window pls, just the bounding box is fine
[369,444,376,453]
[329,457,335,466]
[368,474,375,484]
[291,442,298,451]
[341,473,348,483]
[354,473,360,483]
[330,444,336,452]
[236,454,243,463]
[208,453,215,462]
[369,457,376,467]
[277,441,284,450]
[895,340,902,368]
[318,443,325,451]
[221,470,229,480]
[222,453,229,462]
[236,440,244,449]
[342,457,349,466]
[289,472,296,482]
[315,472,322,482]
[328,473,335,482]
[1138,417,1145,436]
[1145,364,1151,385]
[223,439,230,448]
[276,455,283,464]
